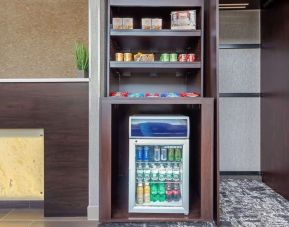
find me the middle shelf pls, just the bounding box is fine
[110,61,201,69]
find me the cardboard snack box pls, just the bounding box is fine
[152,18,162,30]
[112,18,123,30]
[171,10,196,30]
[142,18,152,30]
[123,18,134,29]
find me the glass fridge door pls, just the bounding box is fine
[129,139,189,214]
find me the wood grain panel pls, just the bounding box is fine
[0,83,88,216]
[261,0,289,201]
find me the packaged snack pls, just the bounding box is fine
[145,93,159,98]
[128,93,145,98]
[112,18,123,29]
[109,92,128,97]
[142,18,152,30]
[134,53,155,62]
[161,93,180,98]
[180,92,200,97]
[152,18,162,30]
[123,18,133,29]
[171,10,196,30]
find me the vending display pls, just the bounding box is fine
[129,116,189,214]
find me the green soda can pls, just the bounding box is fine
[168,147,175,162]
[160,53,170,62]
[169,53,178,62]
[175,147,182,162]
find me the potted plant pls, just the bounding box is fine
[75,42,89,78]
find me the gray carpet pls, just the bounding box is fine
[99,178,289,226]
[220,178,289,227]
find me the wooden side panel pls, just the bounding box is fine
[0,83,88,216]
[261,1,289,200]
[204,0,219,224]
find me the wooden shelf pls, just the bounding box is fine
[110,61,201,69]
[102,97,213,105]
[111,29,202,37]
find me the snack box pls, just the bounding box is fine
[134,53,155,62]
[171,10,196,30]
[152,18,162,30]
[112,18,123,30]
[123,18,133,29]
[142,18,152,30]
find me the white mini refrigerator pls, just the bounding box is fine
[128,115,190,214]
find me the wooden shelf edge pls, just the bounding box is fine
[110,61,202,69]
[110,29,202,37]
[101,97,214,105]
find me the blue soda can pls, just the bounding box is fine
[143,146,150,162]
[136,146,143,161]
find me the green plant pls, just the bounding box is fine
[75,42,89,71]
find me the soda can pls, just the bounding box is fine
[178,54,187,62]
[143,146,150,162]
[169,53,178,62]
[124,53,133,62]
[168,147,175,162]
[160,147,167,161]
[175,147,182,162]
[160,53,170,62]
[186,53,196,62]
[115,53,124,61]
[154,146,161,162]
[136,146,143,161]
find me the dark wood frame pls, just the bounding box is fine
[99,97,214,222]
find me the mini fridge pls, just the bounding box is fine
[128,115,190,214]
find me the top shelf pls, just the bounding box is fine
[110,29,201,37]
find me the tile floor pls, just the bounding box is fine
[1,178,289,227]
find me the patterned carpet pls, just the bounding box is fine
[99,178,289,227]
[220,178,289,227]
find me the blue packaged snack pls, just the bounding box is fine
[128,92,145,98]
[161,92,180,98]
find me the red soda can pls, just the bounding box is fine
[178,54,187,62]
[186,54,196,62]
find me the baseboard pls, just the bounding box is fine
[87,205,99,220]
[0,200,44,209]
[220,171,262,176]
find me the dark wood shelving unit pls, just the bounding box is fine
[100,0,218,224]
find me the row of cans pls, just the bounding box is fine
[136,145,182,162]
